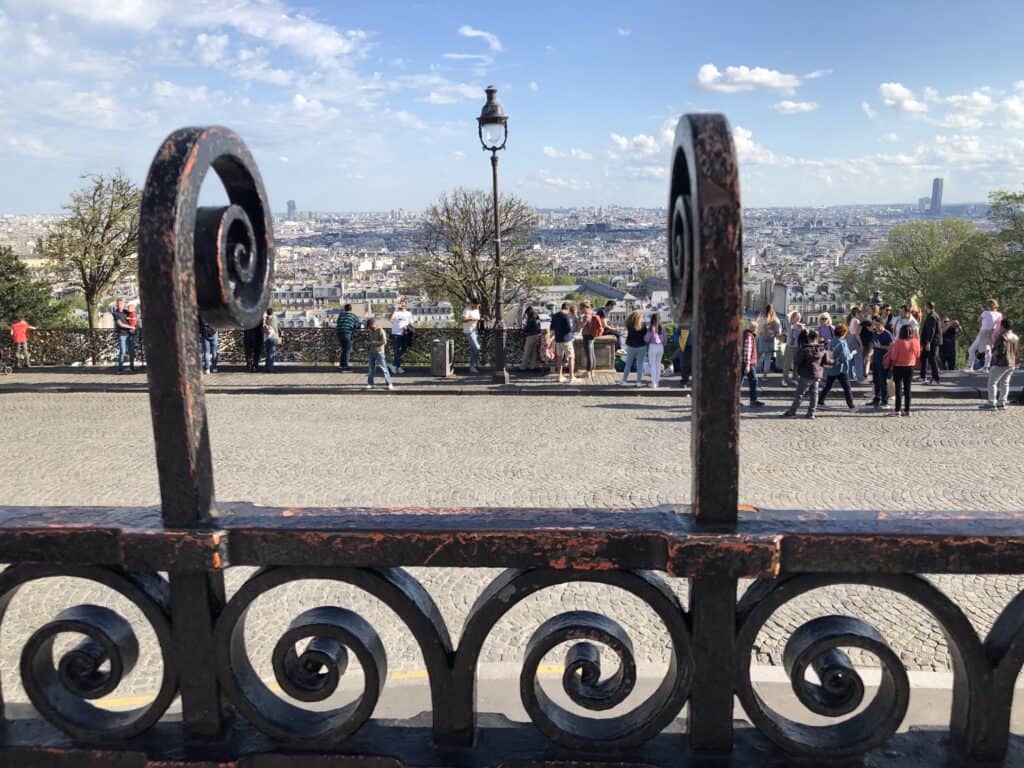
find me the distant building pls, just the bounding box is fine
[286,200,297,220]
[918,197,931,212]
[930,179,943,214]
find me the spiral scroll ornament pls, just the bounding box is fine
[0,566,176,741]
[215,566,453,746]
[733,574,990,759]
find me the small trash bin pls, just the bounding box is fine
[431,338,454,377]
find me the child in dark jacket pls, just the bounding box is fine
[782,329,832,419]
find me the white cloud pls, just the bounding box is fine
[457,25,503,53]
[879,82,928,113]
[442,53,493,65]
[617,27,631,37]
[570,147,593,160]
[395,74,481,105]
[528,81,539,92]
[1015,81,1024,91]
[696,63,801,93]
[1003,95,1024,123]
[152,79,211,105]
[543,146,560,158]
[610,133,630,151]
[626,165,666,180]
[772,100,818,115]
[279,156,289,163]
[6,134,61,158]
[543,146,593,160]
[804,69,832,80]
[883,132,900,143]
[193,33,228,65]
[861,101,877,119]
[537,170,589,191]
[450,150,465,160]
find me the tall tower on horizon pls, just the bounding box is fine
[286,199,297,219]
[930,178,943,214]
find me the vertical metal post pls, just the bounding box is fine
[491,151,507,381]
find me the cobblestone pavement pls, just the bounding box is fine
[1,392,1022,704]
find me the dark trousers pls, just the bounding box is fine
[871,358,889,403]
[678,345,692,385]
[581,335,596,372]
[243,330,263,371]
[940,347,956,371]
[744,368,759,404]
[820,372,854,407]
[337,332,353,368]
[392,333,409,368]
[893,365,913,412]
[603,330,623,351]
[919,345,940,381]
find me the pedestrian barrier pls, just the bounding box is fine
[1,116,1023,766]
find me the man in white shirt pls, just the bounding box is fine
[892,305,919,340]
[462,299,482,373]
[388,298,413,373]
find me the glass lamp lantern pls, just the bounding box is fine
[477,86,508,151]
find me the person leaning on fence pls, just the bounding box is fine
[819,322,856,410]
[520,307,543,371]
[550,302,578,384]
[596,300,623,353]
[388,298,413,374]
[9,317,35,369]
[741,320,766,407]
[462,299,482,374]
[981,317,1019,411]
[111,297,136,374]
[335,303,360,372]
[365,317,394,391]
[263,308,280,370]
[782,328,830,419]
[616,310,648,387]
[579,301,604,380]
[780,311,805,386]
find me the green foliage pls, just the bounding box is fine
[38,172,141,329]
[406,188,540,324]
[0,245,70,326]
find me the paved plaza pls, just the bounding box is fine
[1,390,1022,707]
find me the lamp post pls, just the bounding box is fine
[477,85,509,382]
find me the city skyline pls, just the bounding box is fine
[2,0,1024,213]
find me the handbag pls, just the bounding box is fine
[882,349,893,370]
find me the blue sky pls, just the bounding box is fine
[1,0,1023,213]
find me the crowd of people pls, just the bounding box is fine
[743,298,1019,418]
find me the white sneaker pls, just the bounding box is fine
[397,367,406,374]
[558,375,567,383]
[365,384,373,390]
[614,379,624,385]
[387,384,395,390]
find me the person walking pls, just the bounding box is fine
[742,320,766,407]
[965,299,1002,373]
[111,297,136,373]
[335,303,360,371]
[579,302,603,380]
[817,313,835,344]
[782,329,830,419]
[780,311,805,386]
[981,318,1019,410]
[940,317,962,371]
[645,313,667,389]
[867,317,894,409]
[462,299,482,374]
[9,317,36,369]
[243,324,263,372]
[617,310,648,387]
[262,309,280,370]
[886,325,920,416]
[919,301,942,384]
[199,318,219,374]
[365,317,394,390]
[520,306,543,371]
[388,298,413,374]
[757,305,781,374]
[819,322,856,410]
[550,302,578,384]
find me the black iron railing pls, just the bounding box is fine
[1,117,1022,767]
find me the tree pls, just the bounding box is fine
[0,246,69,326]
[406,188,541,323]
[38,172,141,329]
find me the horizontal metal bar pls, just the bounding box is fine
[2,504,1024,576]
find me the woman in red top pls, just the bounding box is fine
[887,325,921,417]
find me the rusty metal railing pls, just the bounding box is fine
[0,117,1022,766]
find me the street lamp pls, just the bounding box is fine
[478,85,509,382]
